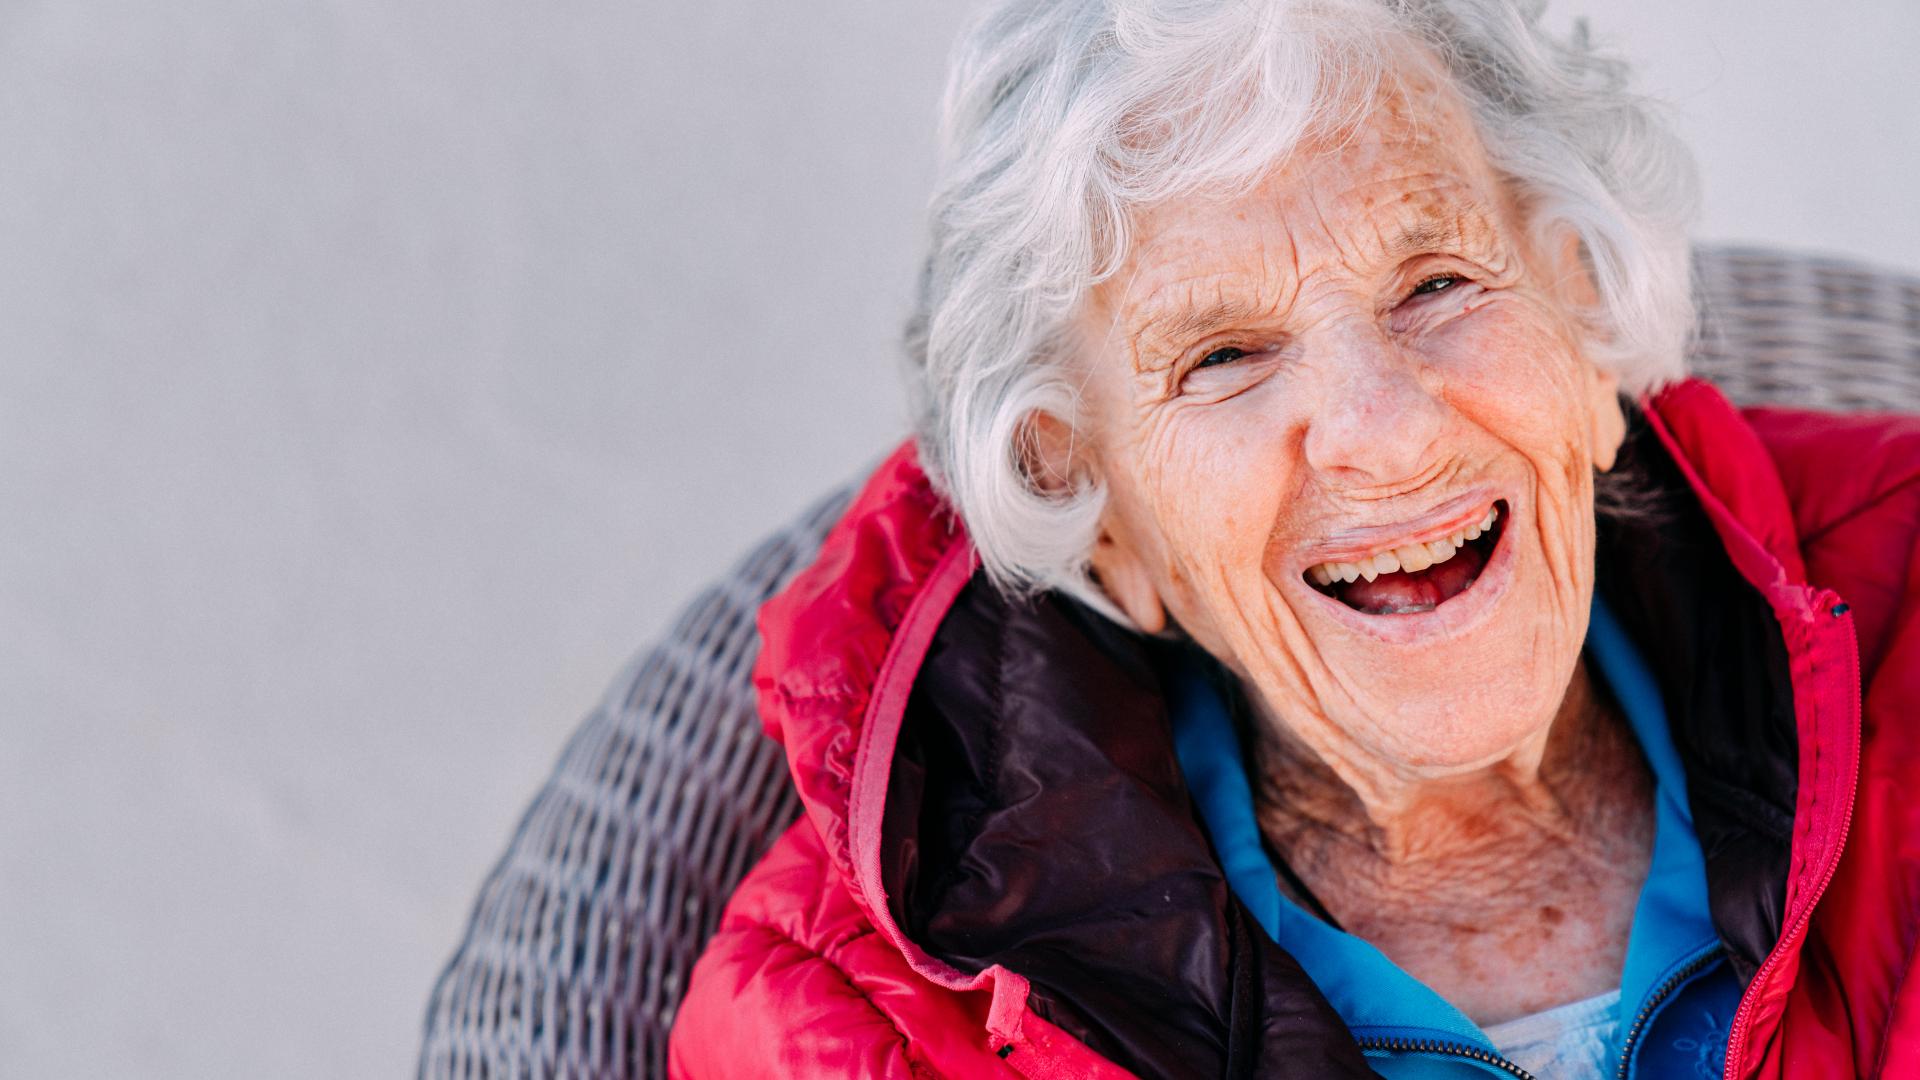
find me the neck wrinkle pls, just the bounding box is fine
[1248,656,1654,893]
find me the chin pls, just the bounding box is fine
[1351,695,1559,775]
[1291,577,1581,775]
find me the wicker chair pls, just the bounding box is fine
[417,244,1920,1080]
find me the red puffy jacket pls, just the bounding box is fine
[669,378,1920,1078]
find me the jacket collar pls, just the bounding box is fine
[1642,382,1861,1077]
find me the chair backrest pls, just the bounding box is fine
[1690,247,1920,409]
[417,244,1920,1080]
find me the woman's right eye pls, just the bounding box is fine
[1196,346,1247,369]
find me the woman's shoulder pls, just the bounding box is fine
[1742,404,1920,543]
[1644,381,1920,601]
[1743,403,1920,674]
[668,818,1012,1079]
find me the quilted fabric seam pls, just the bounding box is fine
[1799,471,1920,550]
[738,923,937,1076]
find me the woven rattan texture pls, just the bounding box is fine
[1693,247,1920,410]
[418,245,1920,1080]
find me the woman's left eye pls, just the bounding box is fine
[1408,274,1465,298]
[1195,346,1248,369]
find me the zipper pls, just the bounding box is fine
[1720,596,1862,1080]
[1615,948,1721,1079]
[1351,1034,1534,1079]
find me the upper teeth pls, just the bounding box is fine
[1307,504,1499,586]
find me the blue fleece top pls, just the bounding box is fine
[1166,596,1742,1078]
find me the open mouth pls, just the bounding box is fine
[1303,500,1509,615]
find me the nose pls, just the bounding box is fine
[1300,323,1447,489]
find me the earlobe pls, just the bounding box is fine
[1589,367,1626,473]
[1091,530,1167,634]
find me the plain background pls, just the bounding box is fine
[2,1,1915,1076]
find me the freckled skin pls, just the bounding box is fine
[1064,53,1652,1024]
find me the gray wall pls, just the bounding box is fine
[1,1,1913,1077]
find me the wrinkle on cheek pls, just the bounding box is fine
[1126,442,1219,614]
[1230,580,1358,735]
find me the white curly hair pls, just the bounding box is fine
[903,0,1699,616]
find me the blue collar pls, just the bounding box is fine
[1166,595,1722,1062]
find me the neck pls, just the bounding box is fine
[1251,657,1653,887]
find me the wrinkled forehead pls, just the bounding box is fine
[1088,53,1515,334]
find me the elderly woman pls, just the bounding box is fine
[668,1,1918,1077]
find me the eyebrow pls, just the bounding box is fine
[1383,195,1504,257]
[1132,297,1275,355]
[1384,218,1464,259]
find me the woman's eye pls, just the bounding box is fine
[1409,274,1464,298]
[1196,346,1247,369]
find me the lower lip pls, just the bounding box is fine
[1292,507,1518,646]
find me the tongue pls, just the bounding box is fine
[1338,543,1488,614]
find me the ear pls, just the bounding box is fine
[1090,523,1168,634]
[1022,410,1079,496]
[1543,228,1626,474]
[1549,229,1603,312]
[1587,363,1626,473]
[1025,410,1168,632]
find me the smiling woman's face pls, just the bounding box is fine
[1069,60,1627,786]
